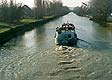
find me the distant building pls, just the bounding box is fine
[22,5,33,18]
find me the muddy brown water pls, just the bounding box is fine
[0,12,112,80]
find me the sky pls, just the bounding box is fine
[7,0,90,7]
[62,0,90,7]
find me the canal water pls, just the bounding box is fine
[0,12,112,80]
[1,12,112,51]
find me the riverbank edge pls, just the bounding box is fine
[0,13,68,46]
[73,12,112,27]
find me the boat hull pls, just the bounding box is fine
[55,36,77,46]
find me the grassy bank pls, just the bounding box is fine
[0,14,67,45]
[0,15,55,33]
[0,19,37,33]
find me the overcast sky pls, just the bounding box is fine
[7,0,90,7]
[62,0,90,7]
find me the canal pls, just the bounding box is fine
[0,12,112,80]
[1,12,112,51]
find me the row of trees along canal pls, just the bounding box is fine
[0,0,70,24]
[73,0,112,26]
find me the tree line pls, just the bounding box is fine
[0,0,23,23]
[0,0,70,23]
[33,0,70,19]
[74,0,112,26]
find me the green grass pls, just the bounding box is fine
[0,28,10,33]
[0,17,55,33]
[0,22,10,27]
[0,19,37,33]
[43,16,54,19]
[20,19,37,23]
[0,22,10,33]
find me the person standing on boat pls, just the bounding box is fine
[62,23,66,27]
[69,23,75,30]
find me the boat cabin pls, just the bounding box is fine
[55,23,77,46]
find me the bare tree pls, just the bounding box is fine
[0,0,24,23]
[89,0,112,25]
[34,0,69,19]
[34,0,43,19]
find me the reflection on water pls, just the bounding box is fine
[22,30,37,47]
[1,12,112,52]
